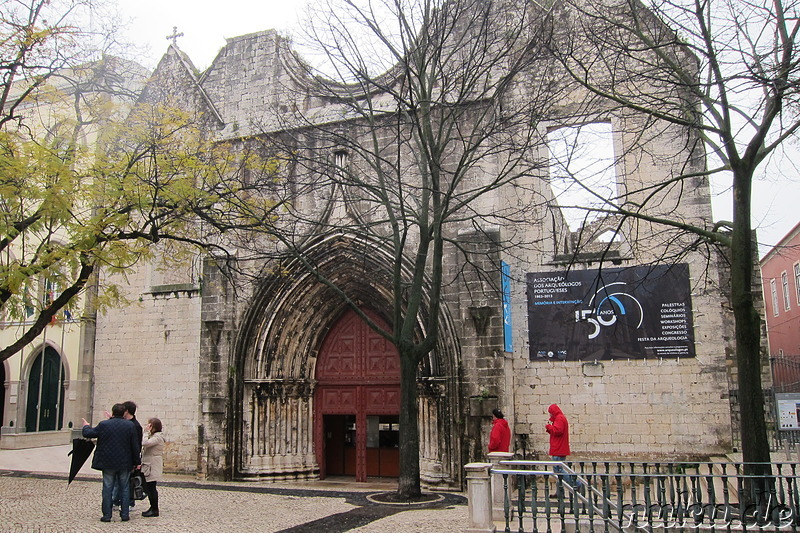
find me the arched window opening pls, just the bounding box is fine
[596,229,621,243]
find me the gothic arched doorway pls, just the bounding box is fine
[315,309,400,481]
[232,233,462,485]
[25,347,65,432]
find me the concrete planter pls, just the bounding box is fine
[469,396,498,417]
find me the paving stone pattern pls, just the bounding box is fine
[0,472,467,533]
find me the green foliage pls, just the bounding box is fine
[0,87,282,360]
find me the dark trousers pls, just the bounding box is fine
[145,480,159,512]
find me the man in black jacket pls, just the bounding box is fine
[82,403,141,522]
[123,400,143,450]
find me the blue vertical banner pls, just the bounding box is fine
[502,261,513,352]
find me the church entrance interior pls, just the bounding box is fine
[323,414,400,477]
[315,309,401,481]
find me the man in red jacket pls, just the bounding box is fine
[488,408,511,452]
[545,403,576,497]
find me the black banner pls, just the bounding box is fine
[526,264,695,361]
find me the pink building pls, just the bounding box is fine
[761,222,800,357]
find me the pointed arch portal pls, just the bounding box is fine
[25,346,65,432]
[232,233,462,487]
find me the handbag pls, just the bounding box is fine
[130,470,147,500]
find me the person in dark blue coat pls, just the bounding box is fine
[82,403,141,522]
[111,400,143,508]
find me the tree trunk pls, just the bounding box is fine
[730,166,771,483]
[397,347,422,498]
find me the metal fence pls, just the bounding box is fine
[492,460,800,532]
[771,355,800,394]
[727,355,800,453]
[729,387,784,452]
[769,354,800,451]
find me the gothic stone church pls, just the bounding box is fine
[91,4,737,488]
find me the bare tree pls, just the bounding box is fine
[544,0,800,478]
[0,0,128,127]
[246,0,564,498]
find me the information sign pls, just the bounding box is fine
[526,264,695,361]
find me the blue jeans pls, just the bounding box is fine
[551,456,577,495]
[102,469,131,519]
[112,476,135,507]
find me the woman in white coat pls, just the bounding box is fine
[141,417,165,517]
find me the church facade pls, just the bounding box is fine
[88,1,741,488]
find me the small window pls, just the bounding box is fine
[44,278,59,306]
[794,262,800,306]
[771,279,779,316]
[23,283,36,318]
[782,271,791,311]
[333,150,348,180]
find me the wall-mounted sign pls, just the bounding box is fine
[526,264,695,361]
[502,261,513,353]
[775,394,800,430]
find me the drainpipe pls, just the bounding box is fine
[73,270,99,436]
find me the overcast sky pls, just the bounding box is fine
[117,1,797,254]
[117,0,307,71]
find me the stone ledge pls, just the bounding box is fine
[147,283,200,295]
[0,428,72,450]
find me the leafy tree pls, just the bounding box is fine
[0,1,282,362]
[1,93,281,361]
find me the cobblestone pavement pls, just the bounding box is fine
[0,471,468,533]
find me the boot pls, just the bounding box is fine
[142,482,159,516]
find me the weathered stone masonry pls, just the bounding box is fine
[91,1,739,485]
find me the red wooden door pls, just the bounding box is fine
[315,310,400,481]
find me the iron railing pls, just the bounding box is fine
[769,354,800,451]
[493,460,800,532]
[771,354,800,394]
[729,387,786,453]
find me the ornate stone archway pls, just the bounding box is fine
[230,233,462,486]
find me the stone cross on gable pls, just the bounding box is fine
[166,26,184,46]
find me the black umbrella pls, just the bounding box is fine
[67,438,94,484]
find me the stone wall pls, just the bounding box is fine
[93,264,202,474]
[91,0,744,482]
[507,259,733,460]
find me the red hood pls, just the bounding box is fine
[548,403,563,420]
